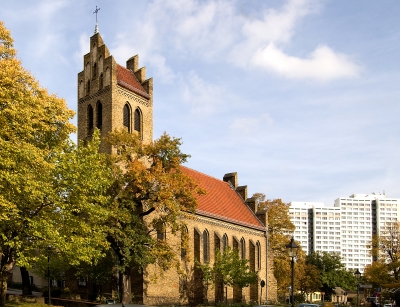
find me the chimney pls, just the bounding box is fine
[245,197,257,213]
[236,185,248,201]
[223,172,238,188]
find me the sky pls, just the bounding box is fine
[1,0,400,205]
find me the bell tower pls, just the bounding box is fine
[77,29,153,153]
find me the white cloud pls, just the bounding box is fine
[140,0,360,81]
[181,71,228,115]
[251,43,361,80]
[229,113,274,135]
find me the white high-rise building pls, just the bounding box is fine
[289,193,400,273]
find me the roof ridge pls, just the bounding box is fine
[180,165,229,184]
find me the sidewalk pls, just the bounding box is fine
[7,288,43,297]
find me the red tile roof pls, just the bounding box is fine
[116,64,150,99]
[181,166,265,231]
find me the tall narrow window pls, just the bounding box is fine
[240,237,246,259]
[181,227,188,260]
[156,223,166,241]
[194,230,201,262]
[214,234,221,261]
[93,62,97,79]
[222,234,228,252]
[134,108,141,133]
[96,101,102,129]
[203,230,209,263]
[86,80,90,94]
[123,104,130,132]
[87,104,94,135]
[256,241,261,270]
[99,73,103,89]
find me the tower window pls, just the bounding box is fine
[123,104,131,132]
[96,101,102,129]
[134,108,141,133]
[93,62,97,79]
[156,223,166,241]
[99,73,103,89]
[86,80,90,94]
[87,104,94,135]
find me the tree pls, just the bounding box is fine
[297,262,322,299]
[0,21,114,306]
[368,222,400,283]
[252,194,296,297]
[306,251,357,299]
[252,195,295,255]
[102,130,204,304]
[196,247,258,302]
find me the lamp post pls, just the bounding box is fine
[355,269,361,307]
[286,237,299,307]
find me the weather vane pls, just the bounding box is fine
[93,6,100,34]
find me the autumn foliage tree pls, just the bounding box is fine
[103,130,204,304]
[252,194,296,295]
[0,22,112,306]
[365,222,400,286]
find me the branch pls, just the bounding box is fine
[139,207,155,217]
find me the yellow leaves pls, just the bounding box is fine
[0,21,16,59]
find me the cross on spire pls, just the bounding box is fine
[93,6,100,22]
[93,6,100,34]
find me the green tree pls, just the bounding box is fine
[297,262,322,299]
[103,130,204,304]
[306,251,357,299]
[0,21,114,306]
[196,247,258,302]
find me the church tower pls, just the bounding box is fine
[77,30,153,153]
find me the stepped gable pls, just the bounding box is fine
[181,166,265,231]
[116,64,150,99]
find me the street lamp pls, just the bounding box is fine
[355,269,361,307]
[286,237,299,307]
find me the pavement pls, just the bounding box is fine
[7,288,43,297]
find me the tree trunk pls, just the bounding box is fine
[0,271,7,307]
[119,266,132,304]
[20,267,32,296]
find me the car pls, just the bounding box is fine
[297,304,320,307]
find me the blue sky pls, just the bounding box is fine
[2,0,400,205]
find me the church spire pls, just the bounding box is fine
[93,6,100,34]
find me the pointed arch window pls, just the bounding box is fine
[93,62,97,79]
[256,241,261,270]
[222,234,228,252]
[87,104,94,135]
[123,103,131,132]
[134,108,141,134]
[181,226,188,260]
[96,101,102,129]
[203,230,210,263]
[240,237,246,259]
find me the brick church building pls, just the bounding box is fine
[73,27,277,305]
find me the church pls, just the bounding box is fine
[75,26,277,305]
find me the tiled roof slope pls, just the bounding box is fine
[181,166,265,231]
[116,64,150,99]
